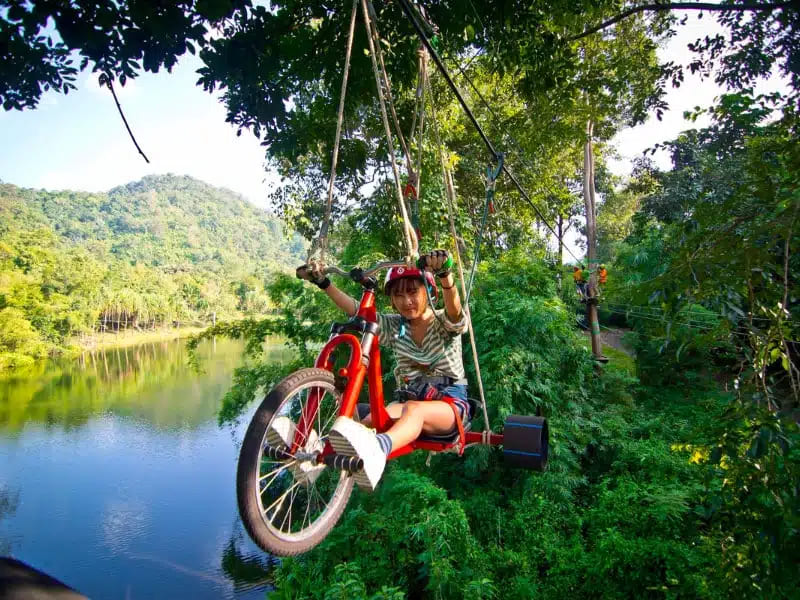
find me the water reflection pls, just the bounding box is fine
[0,339,291,433]
[221,527,279,593]
[0,337,289,599]
[0,485,20,555]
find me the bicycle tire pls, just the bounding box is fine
[237,368,355,556]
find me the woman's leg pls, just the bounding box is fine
[384,400,456,450]
[359,401,404,428]
[328,400,456,490]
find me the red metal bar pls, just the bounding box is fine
[310,334,364,456]
[314,333,362,374]
[339,366,367,421]
[465,431,504,446]
[387,444,415,460]
[368,342,392,431]
[356,288,376,319]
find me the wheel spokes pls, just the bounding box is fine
[259,460,296,490]
[263,479,302,520]
[257,379,348,538]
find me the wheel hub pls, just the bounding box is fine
[289,429,326,486]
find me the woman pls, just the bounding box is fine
[295,250,469,490]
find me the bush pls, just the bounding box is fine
[0,307,48,359]
[256,250,722,599]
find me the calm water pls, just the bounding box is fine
[0,338,290,599]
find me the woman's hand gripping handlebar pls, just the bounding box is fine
[296,262,335,289]
[296,260,410,288]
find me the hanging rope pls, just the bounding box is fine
[413,50,426,241]
[366,0,422,248]
[397,0,585,265]
[465,154,502,307]
[365,1,412,173]
[308,0,359,262]
[426,69,492,437]
[361,0,418,259]
[404,48,428,243]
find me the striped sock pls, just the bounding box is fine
[375,433,393,456]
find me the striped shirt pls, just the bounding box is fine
[377,309,469,386]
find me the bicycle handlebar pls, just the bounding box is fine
[296,259,410,284]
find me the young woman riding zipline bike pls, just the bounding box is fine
[235,0,549,557]
[296,249,470,490]
[236,252,549,556]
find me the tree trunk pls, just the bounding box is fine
[557,214,564,292]
[583,120,604,361]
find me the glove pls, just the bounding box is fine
[418,249,453,278]
[295,262,331,290]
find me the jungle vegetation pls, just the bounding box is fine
[3,0,799,598]
[0,174,304,369]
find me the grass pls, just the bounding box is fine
[579,333,637,376]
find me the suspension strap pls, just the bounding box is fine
[307,0,358,262]
[426,69,491,436]
[405,47,428,243]
[465,153,503,307]
[365,1,412,172]
[413,49,427,242]
[361,0,418,259]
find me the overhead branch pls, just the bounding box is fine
[569,1,794,41]
[102,75,150,163]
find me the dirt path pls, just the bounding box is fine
[582,326,634,356]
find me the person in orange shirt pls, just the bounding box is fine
[572,265,586,299]
[598,264,608,286]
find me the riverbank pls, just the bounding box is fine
[72,326,208,354]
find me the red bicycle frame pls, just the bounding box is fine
[294,284,503,461]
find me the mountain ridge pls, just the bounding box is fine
[0,174,305,368]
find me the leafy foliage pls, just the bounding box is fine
[5,2,800,597]
[0,174,304,367]
[214,248,739,599]
[605,92,800,596]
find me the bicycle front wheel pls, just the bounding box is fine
[237,368,355,556]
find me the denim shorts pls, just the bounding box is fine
[439,384,470,423]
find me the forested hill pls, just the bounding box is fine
[0,174,305,368]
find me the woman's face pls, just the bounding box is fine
[390,278,428,321]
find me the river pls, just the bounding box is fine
[0,337,291,599]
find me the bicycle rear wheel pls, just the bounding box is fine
[237,368,355,556]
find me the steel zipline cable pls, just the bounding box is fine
[395,0,584,264]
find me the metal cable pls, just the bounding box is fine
[396,0,583,264]
[427,68,492,435]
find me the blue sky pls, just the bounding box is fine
[0,54,275,206]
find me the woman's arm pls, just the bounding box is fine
[324,283,359,317]
[297,264,358,317]
[439,272,463,323]
[419,250,463,323]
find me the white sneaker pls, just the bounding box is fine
[328,417,386,492]
[266,416,296,449]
